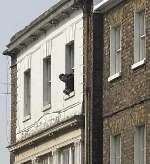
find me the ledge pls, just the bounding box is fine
[131,58,146,70]
[42,104,51,112]
[108,72,121,82]
[23,115,31,123]
[64,91,75,100]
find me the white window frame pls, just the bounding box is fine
[43,56,51,111]
[132,10,146,69]
[110,135,121,164]
[109,25,121,82]
[59,145,74,164]
[23,69,31,122]
[134,125,146,164]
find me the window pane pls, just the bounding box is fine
[134,126,145,164]
[140,37,145,60]
[139,12,145,36]
[139,11,145,60]
[134,12,140,63]
[115,136,121,164]
[110,28,116,75]
[24,69,31,117]
[116,27,121,51]
[43,57,51,106]
[49,156,53,164]
[110,135,121,164]
[71,147,75,164]
[116,52,121,74]
[66,41,74,74]
[110,137,116,164]
[47,58,51,105]
[62,148,69,164]
[70,43,74,72]
[134,11,145,63]
[110,25,121,75]
[139,127,145,164]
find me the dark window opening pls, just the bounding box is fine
[59,41,74,95]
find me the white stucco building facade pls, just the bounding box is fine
[4,0,84,164]
[16,8,83,142]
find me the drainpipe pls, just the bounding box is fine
[83,1,103,164]
[82,1,93,164]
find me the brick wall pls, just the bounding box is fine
[103,0,147,115]
[10,57,17,164]
[10,63,17,144]
[103,0,150,164]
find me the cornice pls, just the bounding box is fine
[3,0,82,56]
[8,115,84,153]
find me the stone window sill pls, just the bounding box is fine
[108,72,121,82]
[64,91,75,101]
[131,58,146,70]
[43,104,51,112]
[23,115,31,122]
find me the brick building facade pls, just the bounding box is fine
[95,0,150,163]
[10,57,17,164]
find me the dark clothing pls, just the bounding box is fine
[59,73,74,95]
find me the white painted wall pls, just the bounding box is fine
[16,10,83,141]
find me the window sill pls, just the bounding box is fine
[43,104,51,112]
[131,59,146,70]
[64,91,75,101]
[23,115,31,122]
[108,72,121,82]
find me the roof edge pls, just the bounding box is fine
[3,0,81,56]
[94,0,123,13]
[9,0,70,45]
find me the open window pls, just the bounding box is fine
[65,41,74,74]
[59,41,74,95]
